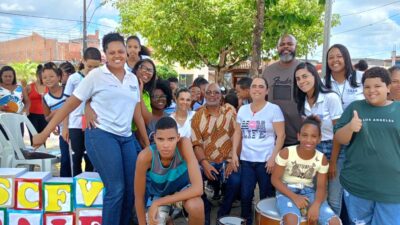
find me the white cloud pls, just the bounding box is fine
[0,16,13,29]
[0,3,35,12]
[310,0,400,61]
[97,17,119,33]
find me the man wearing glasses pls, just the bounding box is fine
[191,83,241,225]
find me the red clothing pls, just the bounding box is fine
[28,82,48,114]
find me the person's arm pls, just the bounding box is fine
[334,110,362,145]
[230,122,241,172]
[134,103,150,147]
[42,98,51,120]
[271,149,309,209]
[266,121,285,173]
[141,99,153,125]
[329,119,341,179]
[22,86,31,115]
[84,99,98,129]
[134,148,152,225]
[33,96,82,148]
[307,156,329,224]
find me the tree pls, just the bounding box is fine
[117,0,329,83]
[156,65,179,80]
[9,61,39,85]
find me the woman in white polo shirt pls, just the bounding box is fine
[33,32,149,225]
[324,44,364,109]
[294,62,344,216]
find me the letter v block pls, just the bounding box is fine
[44,177,73,213]
[43,212,75,225]
[7,209,43,225]
[0,168,27,208]
[15,172,51,210]
[73,173,104,208]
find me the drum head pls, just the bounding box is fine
[256,198,280,219]
[217,216,246,225]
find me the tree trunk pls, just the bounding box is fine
[249,0,265,77]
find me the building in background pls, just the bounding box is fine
[0,31,100,65]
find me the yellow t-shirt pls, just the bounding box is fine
[275,145,328,188]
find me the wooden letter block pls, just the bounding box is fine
[44,177,73,213]
[75,208,102,225]
[0,168,27,208]
[73,173,104,208]
[7,209,42,225]
[15,171,51,210]
[44,212,75,225]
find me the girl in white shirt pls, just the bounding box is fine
[324,44,364,109]
[33,32,149,225]
[294,62,344,216]
[170,88,195,138]
[231,77,285,225]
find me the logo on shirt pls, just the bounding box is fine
[241,120,266,139]
[129,85,138,92]
[272,76,292,101]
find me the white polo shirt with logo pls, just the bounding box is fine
[329,71,364,109]
[73,65,141,137]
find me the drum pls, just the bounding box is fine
[255,198,308,225]
[217,216,246,225]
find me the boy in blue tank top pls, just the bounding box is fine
[135,117,204,225]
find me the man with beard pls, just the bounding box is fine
[262,34,302,147]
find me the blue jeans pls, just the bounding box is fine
[85,128,137,225]
[240,160,275,225]
[276,186,339,224]
[202,161,241,225]
[344,189,400,225]
[317,140,345,216]
[59,136,71,177]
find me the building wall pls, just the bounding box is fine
[0,31,99,64]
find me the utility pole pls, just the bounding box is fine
[83,0,87,52]
[321,0,333,77]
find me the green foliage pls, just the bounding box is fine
[116,0,336,80]
[156,64,178,80]
[9,61,39,83]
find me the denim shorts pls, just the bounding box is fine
[317,140,345,161]
[276,185,339,225]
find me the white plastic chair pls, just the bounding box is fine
[0,126,14,167]
[0,113,60,172]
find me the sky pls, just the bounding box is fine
[0,0,399,62]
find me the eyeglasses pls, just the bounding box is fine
[151,94,167,100]
[139,65,154,74]
[205,90,221,96]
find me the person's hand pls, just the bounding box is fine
[265,157,275,174]
[307,203,320,224]
[350,110,362,132]
[328,161,337,180]
[32,133,48,149]
[291,194,309,209]
[0,105,9,112]
[139,78,144,93]
[230,154,239,173]
[85,103,98,129]
[148,203,160,225]
[201,160,219,181]
[62,126,69,142]
[52,127,60,136]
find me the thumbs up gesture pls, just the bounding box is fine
[350,110,362,132]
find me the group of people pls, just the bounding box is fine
[0,31,399,225]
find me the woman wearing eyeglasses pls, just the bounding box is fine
[147,79,173,144]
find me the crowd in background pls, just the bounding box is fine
[1,32,400,225]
